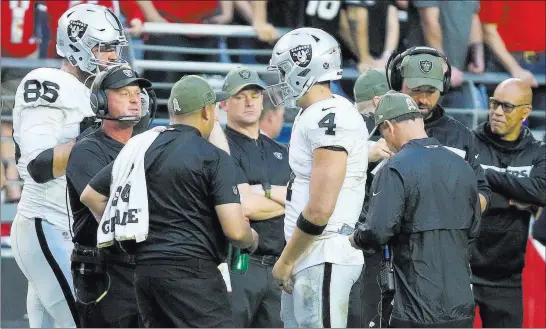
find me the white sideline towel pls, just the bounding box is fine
[97,130,160,248]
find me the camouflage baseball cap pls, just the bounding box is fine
[353,68,390,102]
[370,91,421,135]
[222,66,266,96]
[168,75,229,115]
[401,53,445,91]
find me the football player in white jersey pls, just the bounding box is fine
[269,28,369,328]
[9,4,128,328]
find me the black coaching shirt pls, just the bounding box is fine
[225,126,290,257]
[89,125,241,265]
[66,129,124,247]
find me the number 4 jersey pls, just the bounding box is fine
[12,68,95,229]
[285,95,369,274]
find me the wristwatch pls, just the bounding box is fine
[262,182,272,199]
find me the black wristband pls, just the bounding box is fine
[297,213,327,236]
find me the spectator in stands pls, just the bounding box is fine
[1,0,39,58]
[403,0,483,108]
[138,0,233,103]
[44,1,143,58]
[258,95,285,140]
[339,1,400,73]
[479,0,545,110]
[471,78,546,328]
[226,1,257,64]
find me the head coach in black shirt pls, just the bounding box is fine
[350,92,481,328]
[387,46,491,213]
[66,64,151,328]
[220,66,290,328]
[80,75,259,328]
[470,78,546,328]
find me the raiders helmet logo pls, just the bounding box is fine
[273,152,283,160]
[123,69,133,77]
[419,60,433,74]
[238,69,252,80]
[290,45,312,68]
[67,20,88,43]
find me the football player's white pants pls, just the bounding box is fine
[10,214,77,328]
[281,262,362,328]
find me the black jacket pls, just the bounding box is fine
[355,138,481,327]
[471,122,546,287]
[425,105,491,208]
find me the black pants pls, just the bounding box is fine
[134,260,234,328]
[229,255,283,328]
[73,262,139,328]
[474,284,523,328]
[348,251,393,328]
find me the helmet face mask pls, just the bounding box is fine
[57,4,129,74]
[266,28,343,106]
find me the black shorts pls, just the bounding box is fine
[134,259,234,328]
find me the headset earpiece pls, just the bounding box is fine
[386,46,452,95]
[89,65,121,116]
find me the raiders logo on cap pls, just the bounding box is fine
[239,69,252,80]
[68,20,88,43]
[419,60,432,74]
[123,69,133,77]
[290,45,312,68]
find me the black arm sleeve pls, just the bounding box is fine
[89,162,114,197]
[532,210,546,246]
[485,152,546,206]
[209,150,242,206]
[66,142,109,197]
[355,166,405,250]
[27,148,54,183]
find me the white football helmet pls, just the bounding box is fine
[267,27,343,106]
[56,4,128,74]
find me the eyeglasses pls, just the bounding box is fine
[489,97,531,113]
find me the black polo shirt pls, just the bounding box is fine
[225,125,290,257]
[89,124,241,265]
[66,129,124,247]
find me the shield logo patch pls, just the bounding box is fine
[419,60,433,74]
[123,69,133,77]
[238,70,252,80]
[273,152,283,160]
[67,20,88,43]
[290,45,312,68]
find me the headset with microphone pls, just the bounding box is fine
[89,65,155,123]
[385,46,452,95]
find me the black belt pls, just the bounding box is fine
[249,254,279,266]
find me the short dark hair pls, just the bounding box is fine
[379,112,422,131]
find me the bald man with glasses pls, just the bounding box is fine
[471,78,546,328]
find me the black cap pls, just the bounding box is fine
[102,68,152,89]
